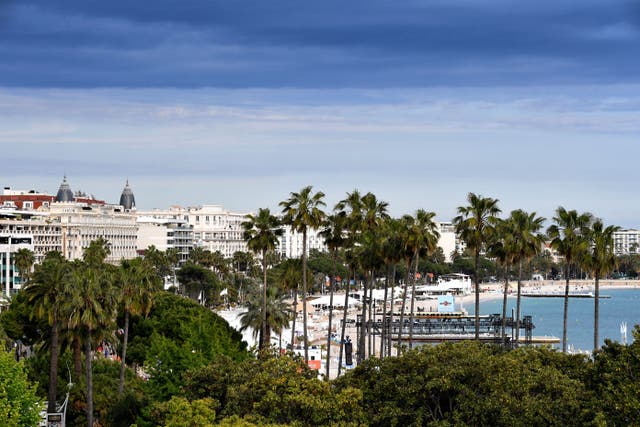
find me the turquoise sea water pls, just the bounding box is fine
[467,288,640,351]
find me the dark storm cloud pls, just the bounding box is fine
[0,0,639,88]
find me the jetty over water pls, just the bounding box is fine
[354,313,559,347]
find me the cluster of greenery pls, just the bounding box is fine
[0,186,635,426]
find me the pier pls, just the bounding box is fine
[353,313,559,348]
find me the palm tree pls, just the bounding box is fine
[280,185,326,363]
[65,262,118,427]
[453,193,501,340]
[359,192,389,358]
[397,214,415,351]
[242,208,283,351]
[277,258,302,350]
[510,210,546,345]
[407,210,439,349]
[117,258,161,396]
[14,248,35,287]
[335,190,364,372]
[582,219,620,351]
[319,213,347,378]
[488,217,517,345]
[239,286,292,352]
[547,207,593,353]
[380,218,404,357]
[22,251,70,414]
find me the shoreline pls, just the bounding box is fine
[461,280,640,306]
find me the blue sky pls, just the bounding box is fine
[1,1,640,227]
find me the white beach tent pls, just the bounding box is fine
[309,295,361,310]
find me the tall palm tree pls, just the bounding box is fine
[22,251,70,414]
[117,258,161,396]
[380,217,404,358]
[280,186,326,363]
[239,286,292,351]
[319,213,346,378]
[14,248,35,287]
[397,214,415,351]
[359,192,389,359]
[65,262,118,427]
[547,207,593,353]
[510,209,546,345]
[277,258,302,350]
[582,219,620,351]
[335,190,364,372]
[407,210,439,349]
[488,217,517,345]
[242,208,283,351]
[453,193,501,340]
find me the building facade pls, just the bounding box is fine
[0,234,34,297]
[613,229,640,256]
[136,216,193,265]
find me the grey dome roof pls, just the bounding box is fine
[119,180,136,210]
[55,176,74,202]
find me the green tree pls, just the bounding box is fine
[150,396,217,427]
[488,217,517,344]
[407,209,439,349]
[547,207,593,352]
[334,189,364,373]
[582,219,620,351]
[117,257,161,396]
[13,248,35,286]
[0,349,43,427]
[380,217,404,357]
[319,213,347,377]
[509,209,546,344]
[239,287,291,351]
[280,185,326,363]
[453,193,501,340]
[21,251,70,413]
[65,261,118,427]
[176,262,220,306]
[242,208,283,351]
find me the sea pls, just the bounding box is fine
[465,288,640,352]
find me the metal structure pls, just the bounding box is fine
[354,312,536,358]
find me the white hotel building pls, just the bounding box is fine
[613,229,640,256]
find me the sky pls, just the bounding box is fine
[1,1,640,227]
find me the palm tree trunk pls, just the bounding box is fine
[368,270,374,357]
[562,264,570,353]
[397,259,411,353]
[73,336,82,381]
[325,251,337,379]
[338,266,351,376]
[594,272,600,351]
[515,261,523,345]
[261,250,268,351]
[118,309,130,396]
[358,271,368,364]
[388,265,396,357]
[501,264,509,346]
[409,252,419,350]
[380,265,390,359]
[302,228,309,364]
[474,252,480,340]
[85,331,94,427]
[290,285,298,351]
[47,318,60,413]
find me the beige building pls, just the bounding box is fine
[49,203,138,263]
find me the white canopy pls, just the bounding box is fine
[309,295,361,309]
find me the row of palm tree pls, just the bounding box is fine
[19,239,161,426]
[237,188,620,372]
[454,194,619,352]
